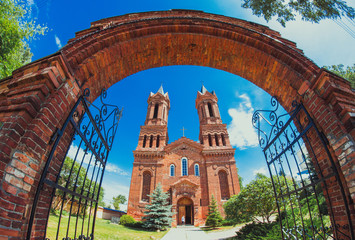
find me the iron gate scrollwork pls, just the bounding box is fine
[252,97,353,240]
[27,88,122,239]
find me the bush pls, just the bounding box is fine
[221,219,235,226]
[232,222,279,240]
[120,215,135,226]
[126,221,144,229]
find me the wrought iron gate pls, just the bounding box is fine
[252,97,353,240]
[27,88,122,239]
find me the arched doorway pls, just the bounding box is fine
[0,10,354,239]
[177,197,194,225]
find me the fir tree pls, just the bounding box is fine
[205,195,223,228]
[142,183,173,231]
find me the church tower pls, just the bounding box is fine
[127,85,240,226]
[196,85,231,148]
[136,85,170,151]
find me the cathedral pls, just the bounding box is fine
[127,85,240,226]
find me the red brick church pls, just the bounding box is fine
[127,85,240,226]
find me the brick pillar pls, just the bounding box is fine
[0,54,80,239]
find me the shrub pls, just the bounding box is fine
[126,221,144,229]
[232,222,279,240]
[120,215,135,226]
[221,219,235,226]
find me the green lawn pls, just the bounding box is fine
[47,214,168,240]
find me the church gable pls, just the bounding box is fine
[164,137,203,154]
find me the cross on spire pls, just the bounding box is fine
[181,127,187,137]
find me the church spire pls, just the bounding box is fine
[158,84,165,95]
[200,84,208,94]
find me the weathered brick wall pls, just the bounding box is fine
[0,10,354,239]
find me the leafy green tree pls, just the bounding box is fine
[324,64,355,89]
[224,174,277,224]
[52,157,104,211]
[205,195,223,228]
[0,0,47,79]
[142,183,173,231]
[112,194,127,210]
[241,0,355,26]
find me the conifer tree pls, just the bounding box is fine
[205,195,223,228]
[142,183,173,231]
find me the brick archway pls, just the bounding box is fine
[0,10,354,239]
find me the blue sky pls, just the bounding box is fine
[27,0,354,209]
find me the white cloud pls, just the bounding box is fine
[102,181,130,211]
[67,144,90,164]
[105,163,129,176]
[55,34,62,49]
[67,144,129,175]
[227,93,259,149]
[253,167,267,176]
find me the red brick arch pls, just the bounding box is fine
[0,10,354,239]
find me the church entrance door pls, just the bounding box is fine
[177,197,194,225]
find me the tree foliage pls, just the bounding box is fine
[241,0,355,26]
[0,0,47,79]
[205,195,223,228]
[142,183,173,231]
[224,174,277,224]
[52,157,104,212]
[323,64,355,89]
[112,194,127,210]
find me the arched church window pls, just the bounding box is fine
[143,135,147,148]
[221,134,226,146]
[156,135,160,147]
[149,135,153,148]
[218,170,230,200]
[207,102,214,117]
[141,171,151,202]
[208,134,212,146]
[182,158,188,176]
[170,164,175,176]
[194,164,200,176]
[215,134,219,146]
[153,103,159,119]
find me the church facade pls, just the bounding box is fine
[127,86,240,226]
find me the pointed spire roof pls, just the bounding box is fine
[158,85,165,95]
[199,84,215,95]
[201,85,208,94]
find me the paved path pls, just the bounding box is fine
[161,225,242,240]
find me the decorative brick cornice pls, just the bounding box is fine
[202,148,235,157]
[133,150,165,158]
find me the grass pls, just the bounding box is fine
[46,214,168,240]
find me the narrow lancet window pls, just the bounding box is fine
[143,135,147,148]
[156,135,160,147]
[182,158,188,176]
[153,104,159,119]
[170,164,175,176]
[208,134,212,146]
[208,102,214,117]
[194,164,200,176]
[215,134,219,146]
[221,134,226,146]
